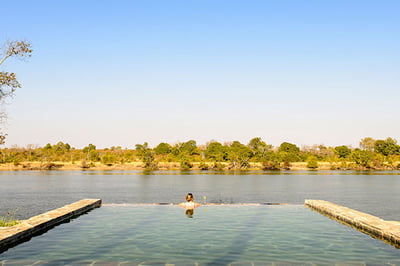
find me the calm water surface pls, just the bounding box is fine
[2,205,400,265]
[0,170,399,220]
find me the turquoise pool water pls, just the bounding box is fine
[1,205,400,265]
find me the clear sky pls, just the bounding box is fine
[1,0,399,149]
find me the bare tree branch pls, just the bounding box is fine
[0,40,32,144]
[0,40,32,65]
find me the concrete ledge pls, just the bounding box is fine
[0,199,101,253]
[305,199,400,248]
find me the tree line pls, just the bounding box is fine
[1,41,399,170]
[1,137,399,170]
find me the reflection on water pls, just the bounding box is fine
[1,206,399,264]
[185,208,194,218]
[0,170,399,221]
[81,170,400,176]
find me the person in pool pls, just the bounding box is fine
[179,193,201,210]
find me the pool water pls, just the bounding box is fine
[1,205,400,265]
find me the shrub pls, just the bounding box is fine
[307,156,319,169]
[0,210,19,227]
[198,162,209,170]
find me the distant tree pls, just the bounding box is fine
[53,141,71,153]
[350,149,374,168]
[334,145,352,158]
[83,144,96,153]
[261,151,282,170]
[306,155,319,169]
[101,153,117,165]
[43,143,52,150]
[226,141,252,169]
[374,138,400,156]
[83,144,99,162]
[359,137,376,151]
[0,40,33,143]
[179,140,198,155]
[278,142,301,163]
[204,141,227,162]
[179,155,193,170]
[154,142,172,155]
[247,137,272,161]
[135,142,157,169]
[316,145,335,160]
[278,142,300,153]
[110,146,122,151]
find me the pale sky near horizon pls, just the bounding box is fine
[1,0,399,149]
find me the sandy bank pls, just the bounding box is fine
[0,161,378,171]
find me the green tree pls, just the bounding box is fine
[43,143,52,150]
[278,142,300,153]
[374,138,400,156]
[83,144,99,162]
[198,161,209,170]
[101,153,117,165]
[226,141,252,169]
[179,140,198,155]
[204,141,227,162]
[135,142,157,169]
[350,149,374,168]
[306,155,319,169]
[53,141,71,154]
[334,145,351,158]
[247,137,272,161]
[278,142,301,163]
[83,144,96,153]
[179,155,193,170]
[261,151,282,170]
[154,142,172,155]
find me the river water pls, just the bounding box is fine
[0,170,399,221]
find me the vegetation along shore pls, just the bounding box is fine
[1,137,399,171]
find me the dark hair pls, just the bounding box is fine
[186,193,194,202]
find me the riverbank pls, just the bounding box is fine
[0,161,398,171]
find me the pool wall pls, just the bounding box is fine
[305,199,400,248]
[0,198,101,253]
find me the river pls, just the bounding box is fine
[0,170,399,221]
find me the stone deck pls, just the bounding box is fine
[0,199,101,253]
[305,199,400,248]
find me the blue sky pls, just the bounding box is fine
[1,0,399,148]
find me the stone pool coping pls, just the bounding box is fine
[305,199,400,248]
[0,199,101,253]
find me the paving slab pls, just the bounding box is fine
[305,199,400,248]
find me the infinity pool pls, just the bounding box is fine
[1,205,399,265]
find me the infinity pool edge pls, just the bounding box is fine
[0,198,101,253]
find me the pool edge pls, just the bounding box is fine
[0,198,101,253]
[305,199,400,249]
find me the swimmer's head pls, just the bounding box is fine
[186,193,194,202]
